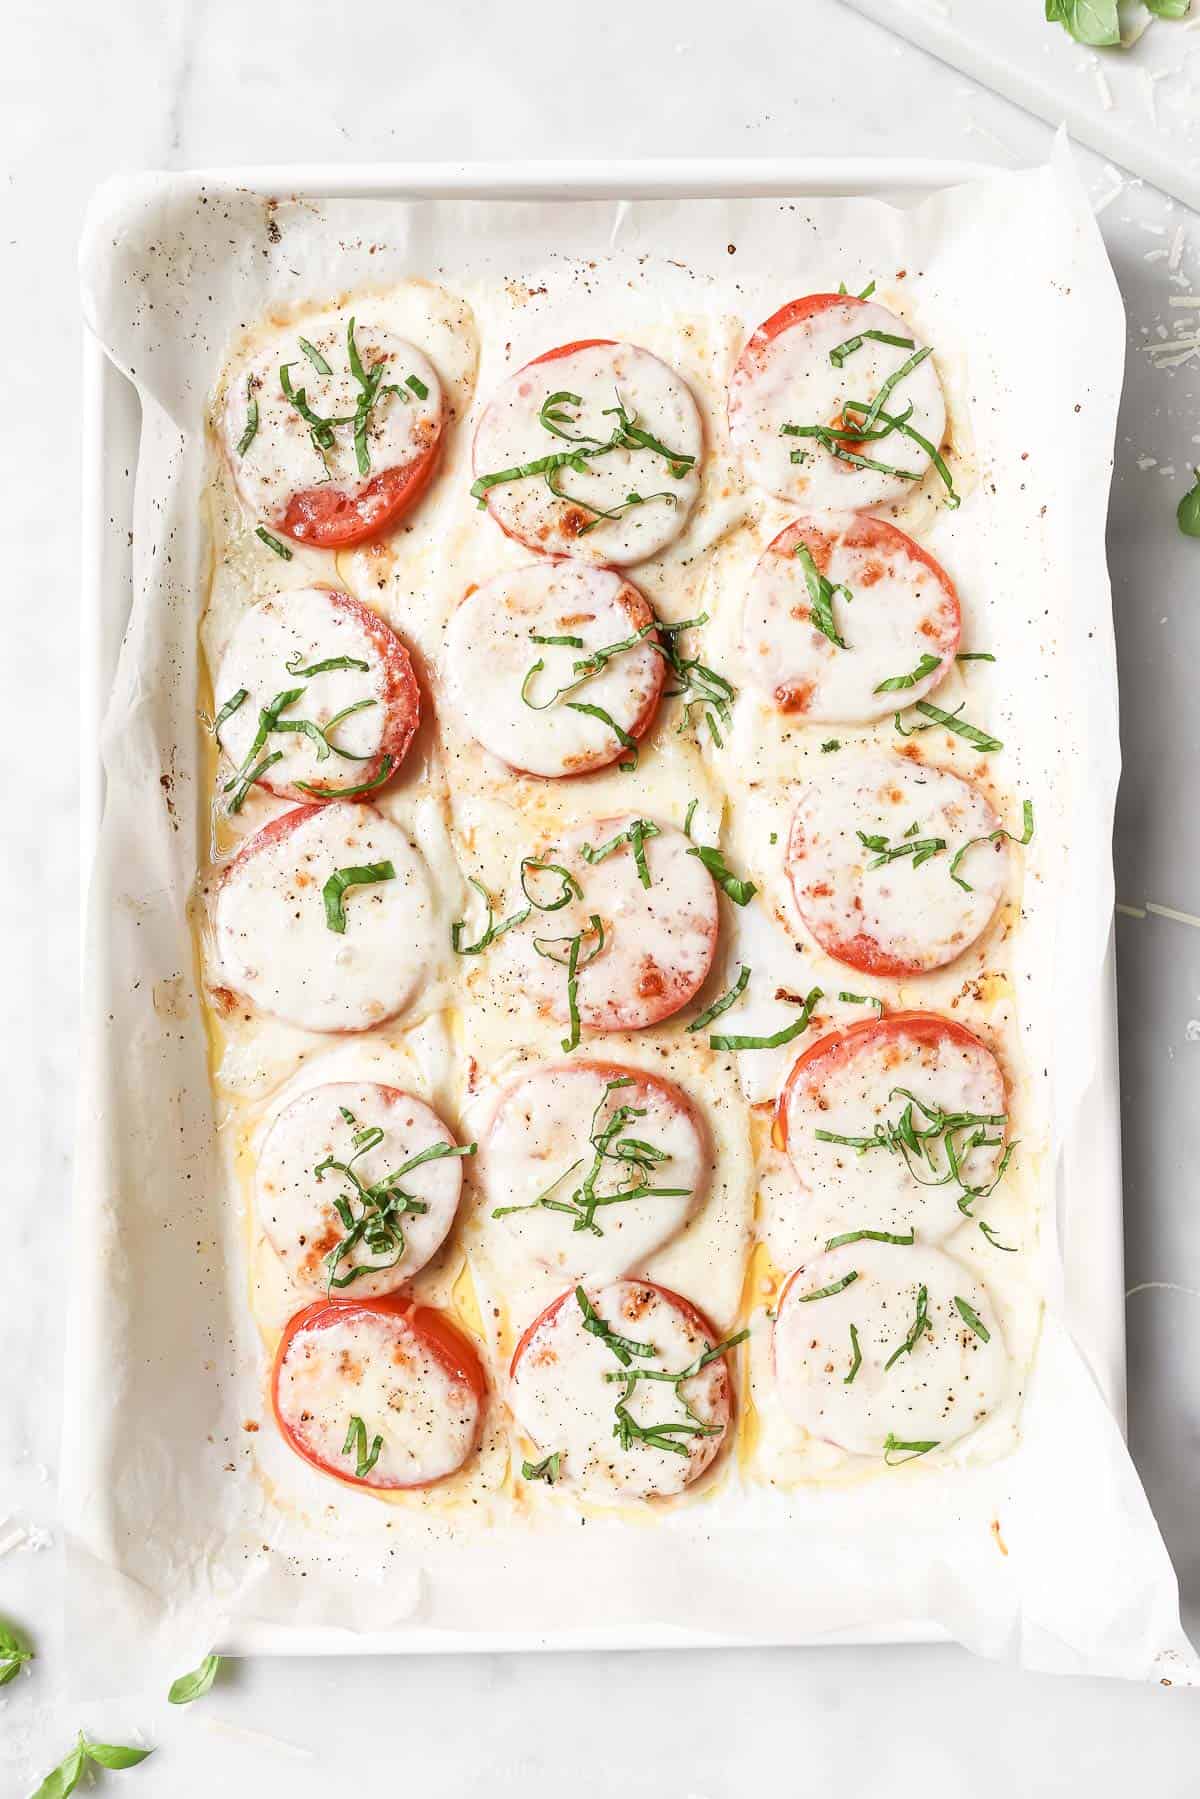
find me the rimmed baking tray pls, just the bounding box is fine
[77,158,1126,1658]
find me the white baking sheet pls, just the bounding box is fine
[68,144,1195,1690]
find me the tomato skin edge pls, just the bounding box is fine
[527,338,618,367]
[270,1294,487,1492]
[278,430,443,549]
[733,293,868,382]
[256,586,421,803]
[775,1010,1000,1152]
[509,1279,727,1382]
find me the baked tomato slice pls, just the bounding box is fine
[271,1294,486,1490]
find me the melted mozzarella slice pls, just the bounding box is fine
[481,1062,709,1286]
[444,563,664,777]
[214,586,419,802]
[773,1240,1009,1457]
[222,314,443,538]
[257,1082,465,1297]
[742,514,959,724]
[511,815,719,1032]
[509,1280,732,1497]
[728,296,945,510]
[785,751,1010,976]
[472,341,703,565]
[273,1300,482,1489]
[778,1013,1008,1246]
[215,801,439,1032]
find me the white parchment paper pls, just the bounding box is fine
[69,142,1197,1691]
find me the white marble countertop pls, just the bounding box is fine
[4,0,1200,1792]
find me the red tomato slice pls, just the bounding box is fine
[280,439,443,550]
[271,1294,487,1491]
[776,1010,999,1153]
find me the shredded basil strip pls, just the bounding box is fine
[255,525,293,560]
[294,755,395,800]
[852,344,933,434]
[844,1323,863,1385]
[451,876,531,955]
[581,819,659,889]
[687,843,757,906]
[533,917,605,1052]
[686,963,751,1034]
[684,798,699,839]
[520,857,583,912]
[530,629,585,649]
[406,373,429,401]
[711,984,822,1054]
[825,1228,914,1249]
[471,387,694,523]
[342,1414,384,1479]
[884,1432,939,1464]
[841,399,961,507]
[298,336,333,376]
[815,1084,1011,1213]
[578,1278,747,1455]
[956,651,995,663]
[316,1120,473,1292]
[821,738,841,753]
[885,1283,931,1370]
[829,328,914,369]
[322,860,395,934]
[285,652,371,677]
[797,1270,859,1303]
[225,750,284,813]
[895,699,1002,753]
[794,543,850,651]
[236,380,258,456]
[211,688,248,744]
[566,699,639,766]
[522,1452,562,1485]
[979,1220,1018,1253]
[949,799,1035,892]
[874,652,941,694]
[838,279,877,300]
[574,1285,657,1367]
[493,1075,690,1239]
[839,990,884,1017]
[856,828,946,871]
[954,1296,991,1342]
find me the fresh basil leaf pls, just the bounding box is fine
[0,1619,32,1686]
[1044,0,1119,43]
[1178,468,1200,538]
[30,1739,86,1799]
[84,1741,154,1770]
[168,1651,221,1705]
